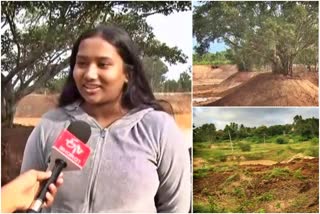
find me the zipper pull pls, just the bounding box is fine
[100,129,106,138]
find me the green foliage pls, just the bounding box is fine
[193,123,217,143]
[276,136,289,144]
[193,50,234,65]
[244,152,264,160]
[161,69,191,92]
[255,208,266,213]
[310,137,319,145]
[225,173,240,183]
[45,75,68,93]
[212,150,227,162]
[293,169,306,180]
[238,142,251,152]
[193,202,212,213]
[293,115,319,139]
[304,145,319,157]
[194,166,215,179]
[257,192,274,202]
[265,167,290,179]
[194,1,318,74]
[232,187,245,198]
[142,56,168,92]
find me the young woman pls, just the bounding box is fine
[21,25,190,212]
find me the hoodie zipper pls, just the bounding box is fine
[84,128,107,212]
[89,128,108,212]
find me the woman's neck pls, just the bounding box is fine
[81,101,128,128]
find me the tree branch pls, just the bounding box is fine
[6,11,21,68]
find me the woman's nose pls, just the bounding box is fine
[84,64,98,80]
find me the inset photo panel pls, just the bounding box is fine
[193,107,319,213]
[193,1,318,106]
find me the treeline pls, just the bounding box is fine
[193,50,233,65]
[193,115,319,143]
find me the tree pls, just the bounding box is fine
[255,125,268,144]
[1,1,191,127]
[142,56,168,92]
[193,1,318,74]
[177,67,191,92]
[193,123,216,143]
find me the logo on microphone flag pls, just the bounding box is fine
[53,130,91,168]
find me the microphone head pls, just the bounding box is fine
[48,120,92,171]
[67,120,91,144]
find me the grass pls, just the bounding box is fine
[256,192,274,202]
[265,167,291,179]
[194,166,215,179]
[194,138,318,163]
[293,168,306,180]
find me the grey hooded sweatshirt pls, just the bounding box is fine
[20,102,190,212]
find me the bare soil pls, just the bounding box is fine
[193,65,319,106]
[194,158,319,213]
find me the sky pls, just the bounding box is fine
[192,0,228,53]
[147,11,192,80]
[193,108,319,130]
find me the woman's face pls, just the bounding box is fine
[73,36,128,106]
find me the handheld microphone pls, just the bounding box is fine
[27,120,91,213]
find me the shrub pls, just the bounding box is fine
[212,150,227,162]
[276,136,288,144]
[238,142,251,151]
[244,153,264,160]
[310,137,319,145]
[304,146,319,157]
[265,167,290,179]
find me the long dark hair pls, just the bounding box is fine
[58,25,168,113]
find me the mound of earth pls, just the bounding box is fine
[193,71,261,101]
[206,73,318,106]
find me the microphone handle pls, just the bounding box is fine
[27,159,67,213]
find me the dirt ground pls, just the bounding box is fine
[194,158,319,213]
[2,93,191,185]
[193,65,319,106]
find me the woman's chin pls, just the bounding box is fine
[83,96,102,105]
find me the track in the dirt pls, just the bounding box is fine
[193,64,318,106]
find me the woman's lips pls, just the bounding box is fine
[83,84,101,93]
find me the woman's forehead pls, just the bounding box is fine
[77,37,119,59]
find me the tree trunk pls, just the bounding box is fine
[1,95,17,128]
[228,130,234,153]
[1,81,18,128]
[271,61,282,74]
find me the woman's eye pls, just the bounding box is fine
[98,63,110,68]
[77,61,88,67]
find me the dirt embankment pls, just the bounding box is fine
[193,64,319,106]
[194,158,319,213]
[209,73,318,106]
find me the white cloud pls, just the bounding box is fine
[147,11,192,80]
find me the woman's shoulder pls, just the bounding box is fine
[142,109,175,125]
